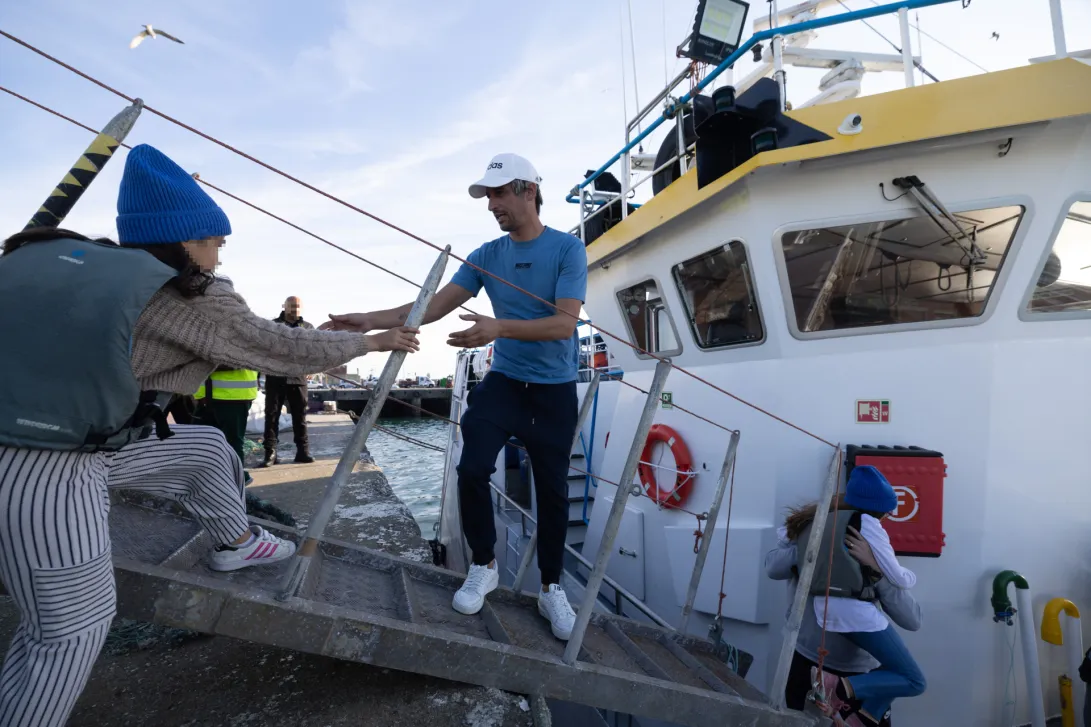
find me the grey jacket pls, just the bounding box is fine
[764,539,923,673]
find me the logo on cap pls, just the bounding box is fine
[488,162,503,170]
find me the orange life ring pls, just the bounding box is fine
[638,424,695,506]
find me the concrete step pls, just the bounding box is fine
[100,492,817,727]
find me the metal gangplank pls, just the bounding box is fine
[95,248,823,726]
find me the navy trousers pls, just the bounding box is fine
[456,372,577,586]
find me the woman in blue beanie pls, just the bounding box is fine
[781,465,925,727]
[0,143,419,727]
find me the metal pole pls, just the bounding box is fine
[769,447,843,710]
[621,128,630,221]
[578,188,587,243]
[678,430,740,633]
[24,99,144,230]
[771,0,787,112]
[563,359,671,665]
[675,105,688,175]
[1049,0,1067,58]
[514,371,602,592]
[898,8,915,87]
[276,246,450,601]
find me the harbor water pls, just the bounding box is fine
[366,417,448,537]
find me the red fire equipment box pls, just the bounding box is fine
[845,445,946,558]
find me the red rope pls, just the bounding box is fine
[0,30,836,449]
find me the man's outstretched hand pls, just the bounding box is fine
[447,314,501,348]
[367,326,420,353]
[320,313,372,333]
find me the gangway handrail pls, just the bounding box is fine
[564,359,672,664]
[565,0,963,205]
[276,246,450,601]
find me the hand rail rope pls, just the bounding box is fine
[0,31,835,449]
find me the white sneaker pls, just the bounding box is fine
[538,584,577,640]
[209,525,296,571]
[452,563,499,615]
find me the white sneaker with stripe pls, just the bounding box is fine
[209,525,296,571]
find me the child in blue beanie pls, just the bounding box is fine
[809,465,926,726]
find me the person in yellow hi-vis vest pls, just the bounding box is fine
[195,365,259,484]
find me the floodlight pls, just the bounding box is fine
[679,0,750,66]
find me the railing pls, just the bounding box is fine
[276,247,450,601]
[566,0,966,236]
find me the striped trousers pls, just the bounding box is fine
[0,425,251,727]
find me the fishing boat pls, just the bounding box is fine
[435,1,1091,725]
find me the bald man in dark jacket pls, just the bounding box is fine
[262,296,314,466]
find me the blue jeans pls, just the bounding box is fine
[844,625,926,721]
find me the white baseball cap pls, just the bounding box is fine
[468,153,542,199]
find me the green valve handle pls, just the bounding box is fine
[991,570,1029,625]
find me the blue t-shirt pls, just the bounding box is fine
[451,227,587,384]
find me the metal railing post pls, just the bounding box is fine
[678,430,740,633]
[276,246,450,601]
[1049,0,1067,58]
[621,129,631,220]
[769,447,844,709]
[563,359,671,665]
[772,0,787,112]
[898,7,915,87]
[578,188,587,242]
[513,371,601,592]
[24,99,144,230]
[674,104,688,175]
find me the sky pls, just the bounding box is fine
[1,0,1088,379]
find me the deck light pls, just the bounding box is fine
[679,0,750,66]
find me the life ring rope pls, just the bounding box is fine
[637,424,697,507]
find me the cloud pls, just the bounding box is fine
[287,0,467,100]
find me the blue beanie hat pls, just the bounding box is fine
[116,144,231,244]
[845,465,897,513]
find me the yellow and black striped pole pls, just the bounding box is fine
[24,98,144,231]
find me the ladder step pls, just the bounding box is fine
[392,567,422,624]
[604,620,672,681]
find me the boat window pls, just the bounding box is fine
[780,205,1024,333]
[672,241,763,348]
[1026,201,1091,314]
[616,279,683,356]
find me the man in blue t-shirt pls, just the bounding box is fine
[322,153,587,640]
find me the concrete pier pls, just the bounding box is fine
[309,387,452,419]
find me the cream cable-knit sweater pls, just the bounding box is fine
[131,279,370,394]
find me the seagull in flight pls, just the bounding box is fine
[130,25,185,49]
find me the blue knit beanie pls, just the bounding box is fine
[116,144,231,244]
[845,465,897,513]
